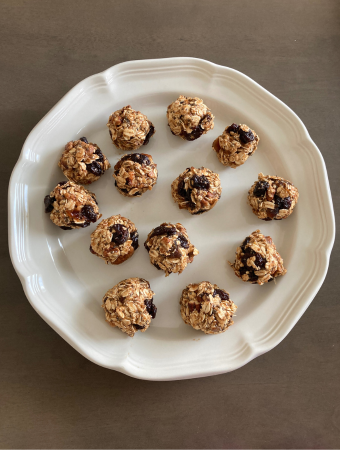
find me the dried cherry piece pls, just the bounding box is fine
[274,195,292,210]
[144,298,157,318]
[253,181,269,197]
[110,224,129,246]
[134,324,145,330]
[44,195,55,213]
[149,225,177,239]
[143,125,155,146]
[86,161,102,176]
[130,230,139,250]
[177,234,189,249]
[81,205,97,223]
[213,289,229,301]
[94,148,104,163]
[239,128,254,144]
[227,123,240,134]
[79,137,88,143]
[191,175,210,190]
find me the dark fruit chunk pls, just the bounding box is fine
[182,126,204,141]
[178,179,191,201]
[44,195,55,213]
[149,225,177,239]
[81,205,97,223]
[130,230,139,250]
[143,125,155,146]
[227,123,240,134]
[89,245,96,254]
[58,181,67,186]
[60,226,72,230]
[134,324,145,330]
[169,246,182,259]
[94,148,104,163]
[266,207,280,220]
[121,153,150,166]
[253,181,269,198]
[177,234,189,249]
[239,128,254,144]
[79,137,88,143]
[110,224,129,246]
[274,195,292,210]
[191,175,210,191]
[239,266,258,282]
[213,289,229,301]
[241,237,251,249]
[86,161,102,176]
[144,298,157,319]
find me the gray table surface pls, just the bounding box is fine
[1,0,339,448]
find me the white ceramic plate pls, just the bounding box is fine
[9,57,335,380]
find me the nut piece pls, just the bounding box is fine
[229,230,287,285]
[102,278,157,337]
[90,215,138,265]
[144,222,199,277]
[44,180,101,230]
[180,281,237,334]
[248,172,299,221]
[213,123,259,168]
[167,95,214,141]
[58,137,110,184]
[107,105,155,151]
[113,153,158,197]
[171,166,222,214]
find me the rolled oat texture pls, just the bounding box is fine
[90,215,139,265]
[229,229,287,285]
[102,278,157,337]
[180,281,237,334]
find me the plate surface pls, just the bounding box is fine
[8,57,335,380]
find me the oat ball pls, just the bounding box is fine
[180,281,237,335]
[144,222,199,277]
[44,180,101,230]
[171,166,222,215]
[248,173,299,221]
[167,95,214,141]
[58,137,110,185]
[213,123,259,168]
[90,215,138,265]
[102,278,157,337]
[107,105,155,151]
[229,230,287,285]
[113,153,158,197]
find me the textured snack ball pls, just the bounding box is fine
[58,137,110,185]
[107,105,155,151]
[90,215,139,265]
[144,222,199,277]
[180,281,237,335]
[171,166,222,215]
[102,278,157,337]
[44,180,101,230]
[248,172,299,221]
[113,153,158,197]
[229,230,287,285]
[213,123,259,168]
[167,95,214,141]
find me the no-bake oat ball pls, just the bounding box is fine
[167,95,214,141]
[213,123,259,168]
[102,278,157,337]
[113,153,158,197]
[248,173,299,221]
[229,230,287,285]
[44,180,101,230]
[58,137,110,185]
[90,215,138,265]
[107,105,155,151]
[180,281,237,335]
[171,166,222,214]
[144,222,199,277]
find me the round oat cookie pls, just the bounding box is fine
[171,166,222,215]
[102,278,157,337]
[212,123,259,168]
[58,137,110,185]
[90,215,138,265]
[248,172,299,221]
[229,230,287,285]
[113,152,158,197]
[167,95,214,141]
[144,222,199,277]
[107,105,155,151]
[180,281,237,335]
[44,180,101,230]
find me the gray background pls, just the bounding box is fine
[1,0,339,448]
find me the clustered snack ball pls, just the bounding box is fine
[44,180,101,230]
[213,123,259,168]
[229,229,287,285]
[248,172,299,221]
[113,153,158,197]
[167,95,214,141]
[144,222,199,276]
[107,105,155,151]
[58,137,110,185]
[102,278,157,337]
[171,166,222,214]
[180,281,237,334]
[90,215,138,265]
